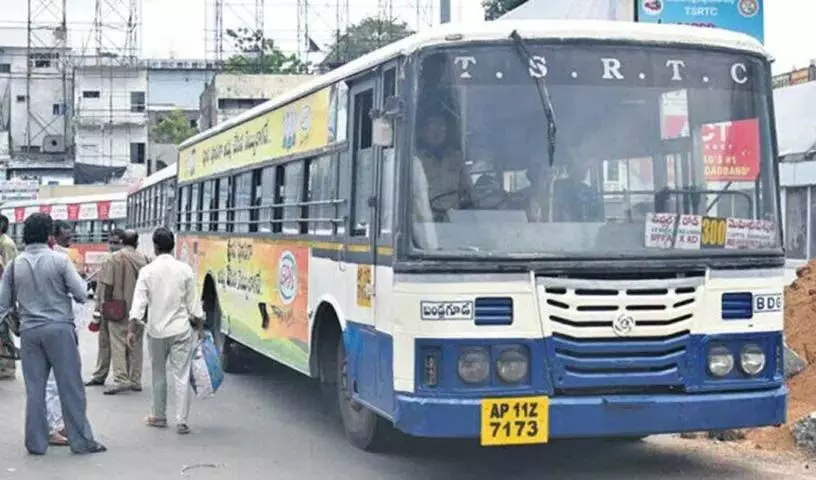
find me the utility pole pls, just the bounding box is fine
[440,0,451,24]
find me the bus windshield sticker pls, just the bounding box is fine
[645,213,776,250]
[420,301,474,321]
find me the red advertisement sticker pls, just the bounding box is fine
[67,204,80,221]
[701,118,761,182]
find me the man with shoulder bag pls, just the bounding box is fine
[89,230,149,395]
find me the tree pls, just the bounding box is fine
[482,0,529,20]
[321,17,413,71]
[224,27,310,74]
[152,109,197,145]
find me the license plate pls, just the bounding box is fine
[480,396,549,446]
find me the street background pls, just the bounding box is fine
[0,304,811,480]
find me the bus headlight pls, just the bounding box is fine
[740,344,766,376]
[458,348,490,384]
[496,348,528,384]
[707,346,734,377]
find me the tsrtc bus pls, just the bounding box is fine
[1,192,127,282]
[126,162,178,258]
[171,20,786,450]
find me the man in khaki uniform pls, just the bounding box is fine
[86,229,123,387]
[88,230,149,395]
[0,214,18,380]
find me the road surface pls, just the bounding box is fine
[0,308,811,479]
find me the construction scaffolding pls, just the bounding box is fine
[71,0,145,179]
[25,0,71,159]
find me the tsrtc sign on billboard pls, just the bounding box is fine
[637,0,764,44]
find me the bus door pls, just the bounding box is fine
[347,76,378,327]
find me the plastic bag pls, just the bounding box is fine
[190,331,224,399]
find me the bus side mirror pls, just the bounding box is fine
[372,118,393,147]
[371,96,403,148]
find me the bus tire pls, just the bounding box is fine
[336,336,393,451]
[205,299,245,374]
[219,336,245,374]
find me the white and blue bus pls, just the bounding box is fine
[171,19,785,450]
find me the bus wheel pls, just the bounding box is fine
[336,337,392,451]
[207,305,245,374]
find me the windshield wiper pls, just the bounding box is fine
[510,30,557,166]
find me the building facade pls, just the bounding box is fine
[0,45,74,184]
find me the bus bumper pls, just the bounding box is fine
[392,386,787,439]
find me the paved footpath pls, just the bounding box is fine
[0,307,812,479]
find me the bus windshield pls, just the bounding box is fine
[410,42,780,258]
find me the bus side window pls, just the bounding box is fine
[201,180,213,232]
[306,154,337,236]
[217,178,229,232]
[282,161,304,235]
[259,166,276,233]
[249,168,262,233]
[226,176,235,233]
[380,67,397,237]
[273,165,285,233]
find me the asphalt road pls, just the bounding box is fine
[0,309,812,479]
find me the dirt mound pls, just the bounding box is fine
[745,262,816,451]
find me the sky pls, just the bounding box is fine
[0,0,813,74]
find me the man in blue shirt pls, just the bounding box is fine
[0,213,106,455]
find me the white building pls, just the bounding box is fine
[73,59,148,181]
[0,45,74,184]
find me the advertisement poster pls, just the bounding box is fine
[701,118,761,182]
[178,235,310,371]
[637,0,764,44]
[69,244,110,277]
[179,87,333,183]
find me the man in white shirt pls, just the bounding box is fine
[127,227,203,435]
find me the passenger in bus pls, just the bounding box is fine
[552,158,604,222]
[414,110,473,218]
[0,214,18,381]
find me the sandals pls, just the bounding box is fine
[144,416,167,428]
[48,431,68,446]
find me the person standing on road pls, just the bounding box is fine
[0,213,106,455]
[0,214,19,381]
[86,228,125,387]
[93,229,149,395]
[44,220,84,446]
[128,227,203,435]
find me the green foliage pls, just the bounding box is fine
[152,109,197,145]
[482,0,529,20]
[224,27,310,74]
[322,17,413,70]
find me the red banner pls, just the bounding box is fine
[701,118,761,182]
[39,204,51,215]
[67,204,80,221]
[96,201,111,220]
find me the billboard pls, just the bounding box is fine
[637,0,764,44]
